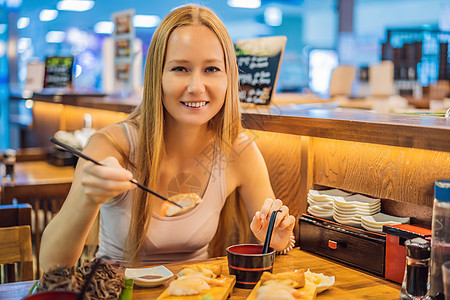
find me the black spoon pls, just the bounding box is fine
[261,209,282,254]
[49,137,182,208]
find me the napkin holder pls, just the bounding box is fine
[382,224,431,284]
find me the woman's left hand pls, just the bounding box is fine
[250,198,296,251]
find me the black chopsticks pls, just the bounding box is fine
[261,209,282,254]
[49,137,182,208]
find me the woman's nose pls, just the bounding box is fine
[187,72,206,94]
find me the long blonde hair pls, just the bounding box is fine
[124,5,241,265]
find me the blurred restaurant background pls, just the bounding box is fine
[0,0,449,286]
[0,0,449,150]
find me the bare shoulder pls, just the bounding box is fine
[83,122,131,165]
[229,132,261,162]
[228,132,265,183]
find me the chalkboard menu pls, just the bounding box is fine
[43,56,74,88]
[235,36,287,105]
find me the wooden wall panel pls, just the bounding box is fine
[30,102,127,148]
[30,102,63,148]
[61,105,128,132]
[247,130,304,240]
[312,137,450,207]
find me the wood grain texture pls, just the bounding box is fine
[0,225,33,282]
[311,137,450,207]
[249,130,303,241]
[241,110,450,153]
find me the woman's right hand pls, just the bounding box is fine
[80,156,136,204]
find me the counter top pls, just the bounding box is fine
[241,105,450,152]
[19,92,450,153]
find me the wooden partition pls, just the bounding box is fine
[22,94,450,252]
[241,108,450,233]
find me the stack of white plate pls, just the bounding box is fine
[361,213,410,232]
[332,194,381,226]
[307,189,351,218]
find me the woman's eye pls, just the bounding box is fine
[205,66,220,73]
[172,66,187,72]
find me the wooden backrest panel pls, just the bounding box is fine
[0,226,33,281]
[0,204,32,227]
[1,182,71,205]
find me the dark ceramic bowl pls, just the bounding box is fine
[23,291,78,300]
[226,244,275,289]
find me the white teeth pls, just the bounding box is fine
[183,101,207,108]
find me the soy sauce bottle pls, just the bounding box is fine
[400,237,431,299]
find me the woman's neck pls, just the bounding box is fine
[164,122,213,162]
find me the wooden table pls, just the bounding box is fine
[0,249,400,300]
[1,161,75,203]
[0,160,75,279]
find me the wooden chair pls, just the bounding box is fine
[0,203,32,228]
[0,225,33,283]
[1,184,70,279]
[0,204,33,283]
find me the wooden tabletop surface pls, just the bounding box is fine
[0,161,75,205]
[1,161,75,186]
[0,249,400,300]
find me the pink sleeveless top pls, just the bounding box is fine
[97,122,228,264]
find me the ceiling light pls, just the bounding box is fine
[132,15,161,28]
[17,37,31,53]
[46,31,65,43]
[227,0,261,9]
[17,17,30,29]
[39,9,58,22]
[57,0,94,12]
[6,0,22,8]
[94,21,114,34]
[264,7,282,27]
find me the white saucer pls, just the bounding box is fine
[361,213,410,226]
[125,265,174,287]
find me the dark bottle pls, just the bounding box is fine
[400,237,431,299]
[3,149,16,180]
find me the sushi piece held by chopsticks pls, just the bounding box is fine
[160,193,203,217]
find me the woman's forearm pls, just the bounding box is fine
[39,185,101,271]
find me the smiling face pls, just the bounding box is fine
[161,24,228,128]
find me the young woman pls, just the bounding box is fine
[40,5,295,270]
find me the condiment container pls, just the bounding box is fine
[384,224,432,284]
[3,149,16,179]
[400,237,431,299]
